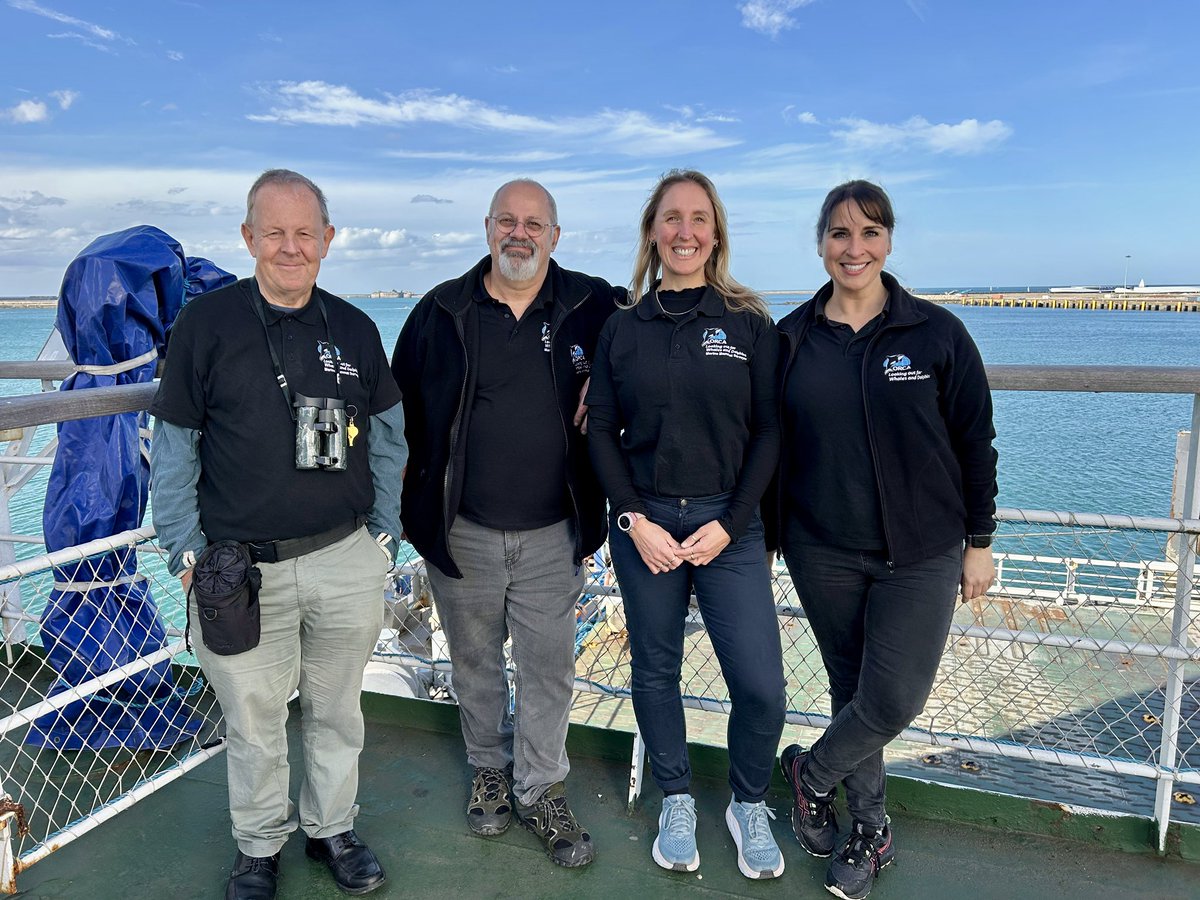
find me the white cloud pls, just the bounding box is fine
[333,226,413,250]
[47,31,112,53]
[5,100,48,123]
[738,0,818,38]
[411,194,452,204]
[0,189,66,209]
[833,116,1013,155]
[429,231,475,246]
[387,149,570,163]
[50,89,78,110]
[797,111,819,124]
[167,50,184,62]
[7,0,120,40]
[250,81,739,157]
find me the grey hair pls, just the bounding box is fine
[488,179,558,225]
[245,169,331,228]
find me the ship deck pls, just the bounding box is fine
[12,694,1198,900]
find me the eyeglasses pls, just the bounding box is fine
[489,215,554,238]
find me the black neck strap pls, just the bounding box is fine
[246,280,340,422]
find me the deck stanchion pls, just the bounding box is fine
[0,812,15,895]
[628,728,646,812]
[1152,397,1200,851]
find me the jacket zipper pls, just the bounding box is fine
[862,323,897,569]
[442,308,470,556]
[550,288,592,561]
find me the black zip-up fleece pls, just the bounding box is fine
[391,256,623,578]
[769,272,998,566]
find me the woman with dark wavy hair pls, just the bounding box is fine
[587,170,787,879]
[775,179,997,900]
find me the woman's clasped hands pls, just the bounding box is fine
[630,518,731,573]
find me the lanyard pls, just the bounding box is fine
[246,280,341,422]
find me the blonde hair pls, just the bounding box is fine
[628,169,769,319]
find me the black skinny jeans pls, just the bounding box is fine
[782,520,962,827]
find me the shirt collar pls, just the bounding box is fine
[254,279,323,325]
[473,260,554,310]
[637,282,727,321]
[813,288,891,325]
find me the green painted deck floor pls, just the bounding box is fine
[13,695,1198,900]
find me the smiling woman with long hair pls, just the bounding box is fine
[773,179,998,900]
[586,169,787,880]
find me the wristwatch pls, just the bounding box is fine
[966,534,994,549]
[617,512,643,533]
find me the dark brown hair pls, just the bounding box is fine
[815,180,895,243]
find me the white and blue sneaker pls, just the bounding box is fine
[725,796,785,879]
[652,793,700,871]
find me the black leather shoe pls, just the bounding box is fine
[225,850,279,900]
[305,830,387,895]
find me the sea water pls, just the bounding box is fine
[2,299,1199,550]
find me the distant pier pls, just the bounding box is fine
[917,292,1200,312]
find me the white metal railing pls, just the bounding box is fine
[380,501,1200,853]
[0,363,1197,890]
[0,529,224,893]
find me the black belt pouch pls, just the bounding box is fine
[191,540,262,656]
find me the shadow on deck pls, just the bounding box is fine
[12,693,1200,899]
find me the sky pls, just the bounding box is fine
[1,0,1198,296]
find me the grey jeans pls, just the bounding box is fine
[426,516,584,806]
[192,525,388,857]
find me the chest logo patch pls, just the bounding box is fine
[701,327,747,361]
[317,340,360,380]
[882,352,929,383]
[541,322,551,353]
[569,343,590,375]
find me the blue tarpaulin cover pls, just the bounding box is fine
[27,225,235,750]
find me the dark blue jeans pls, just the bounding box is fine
[781,523,962,827]
[610,493,786,803]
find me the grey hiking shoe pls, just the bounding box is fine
[515,782,595,867]
[467,766,512,836]
[781,743,838,857]
[825,820,895,900]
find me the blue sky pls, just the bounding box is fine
[1,0,1197,295]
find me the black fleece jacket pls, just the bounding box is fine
[770,272,998,566]
[391,256,622,578]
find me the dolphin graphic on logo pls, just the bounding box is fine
[883,353,911,371]
[702,328,727,344]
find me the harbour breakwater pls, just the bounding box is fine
[922,292,1200,312]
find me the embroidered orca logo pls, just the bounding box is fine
[883,353,911,371]
[702,328,727,345]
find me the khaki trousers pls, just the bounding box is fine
[193,525,389,857]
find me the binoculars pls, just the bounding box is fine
[294,394,348,471]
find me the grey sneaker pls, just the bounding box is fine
[515,782,595,868]
[466,766,512,836]
[724,796,785,879]
[825,821,895,900]
[652,793,699,872]
[781,743,838,857]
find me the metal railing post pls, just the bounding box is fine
[1152,400,1200,852]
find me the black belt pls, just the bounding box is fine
[244,517,363,564]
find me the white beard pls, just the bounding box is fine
[497,239,540,281]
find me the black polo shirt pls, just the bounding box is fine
[586,285,780,539]
[783,294,887,549]
[458,270,570,530]
[150,278,402,544]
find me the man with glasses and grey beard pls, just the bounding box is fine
[391,180,622,867]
